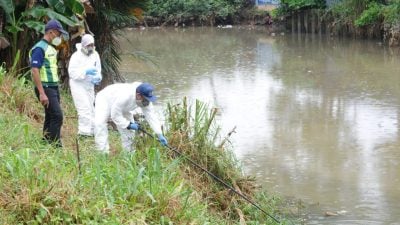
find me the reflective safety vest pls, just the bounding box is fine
[29,40,59,86]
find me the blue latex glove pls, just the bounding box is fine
[157,134,168,146]
[85,68,97,76]
[91,76,101,85]
[127,122,140,130]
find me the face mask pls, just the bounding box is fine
[52,36,62,46]
[136,98,150,107]
[87,46,95,55]
[81,46,95,55]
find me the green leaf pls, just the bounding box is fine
[24,6,80,27]
[5,25,23,34]
[23,20,45,34]
[64,0,85,15]
[0,0,14,15]
[23,6,50,18]
[46,0,85,17]
[46,0,67,14]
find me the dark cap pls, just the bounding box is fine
[136,82,157,102]
[45,19,68,36]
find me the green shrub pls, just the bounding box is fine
[355,2,383,26]
[382,0,400,25]
[145,0,247,24]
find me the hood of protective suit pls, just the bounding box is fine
[75,43,83,51]
[81,34,94,47]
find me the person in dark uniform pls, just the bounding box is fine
[29,19,68,147]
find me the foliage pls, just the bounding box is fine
[277,0,400,27]
[355,2,383,26]
[145,0,248,25]
[330,0,374,18]
[0,54,41,120]
[273,0,325,18]
[328,0,398,27]
[275,0,325,15]
[285,0,325,10]
[382,0,400,25]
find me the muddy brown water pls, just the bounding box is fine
[118,27,400,224]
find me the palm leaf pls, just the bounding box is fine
[46,0,84,16]
[0,0,14,20]
[23,6,80,27]
[46,0,66,14]
[23,20,46,33]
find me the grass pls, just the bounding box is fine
[0,65,294,224]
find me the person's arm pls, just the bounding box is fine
[30,47,48,107]
[142,103,167,146]
[95,52,102,80]
[31,68,48,107]
[142,103,162,134]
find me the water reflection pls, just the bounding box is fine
[119,27,400,224]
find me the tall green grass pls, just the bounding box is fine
[0,67,292,224]
[0,115,226,224]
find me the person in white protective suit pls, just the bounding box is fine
[68,34,102,137]
[94,82,168,153]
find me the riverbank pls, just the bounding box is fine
[0,66,294,224]
[139,1,400,47]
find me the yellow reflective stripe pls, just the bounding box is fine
[40,46,58,83]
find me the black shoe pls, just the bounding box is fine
[54,142,63,148]
[41,137,62,148]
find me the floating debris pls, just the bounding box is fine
[324,211,338,216]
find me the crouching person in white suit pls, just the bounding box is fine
[68,34,102,137]
[94,82,168,154]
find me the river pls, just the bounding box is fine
[118,27,400,224]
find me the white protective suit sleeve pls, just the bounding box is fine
[142,103,162,135]
[68,44,102,81]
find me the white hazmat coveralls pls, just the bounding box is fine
[68,43,102,136]
[94,82,163,153]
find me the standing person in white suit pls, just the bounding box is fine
[68,34,102,137]
[94,82,168,154]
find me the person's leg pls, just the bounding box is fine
[88,87,95,135]
[117,125,134,152]
[94,96,110,153]
[44,87,63,146]
[35,87,63,146]
[71,83,95,136]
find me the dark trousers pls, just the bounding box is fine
[35,86,63,146]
